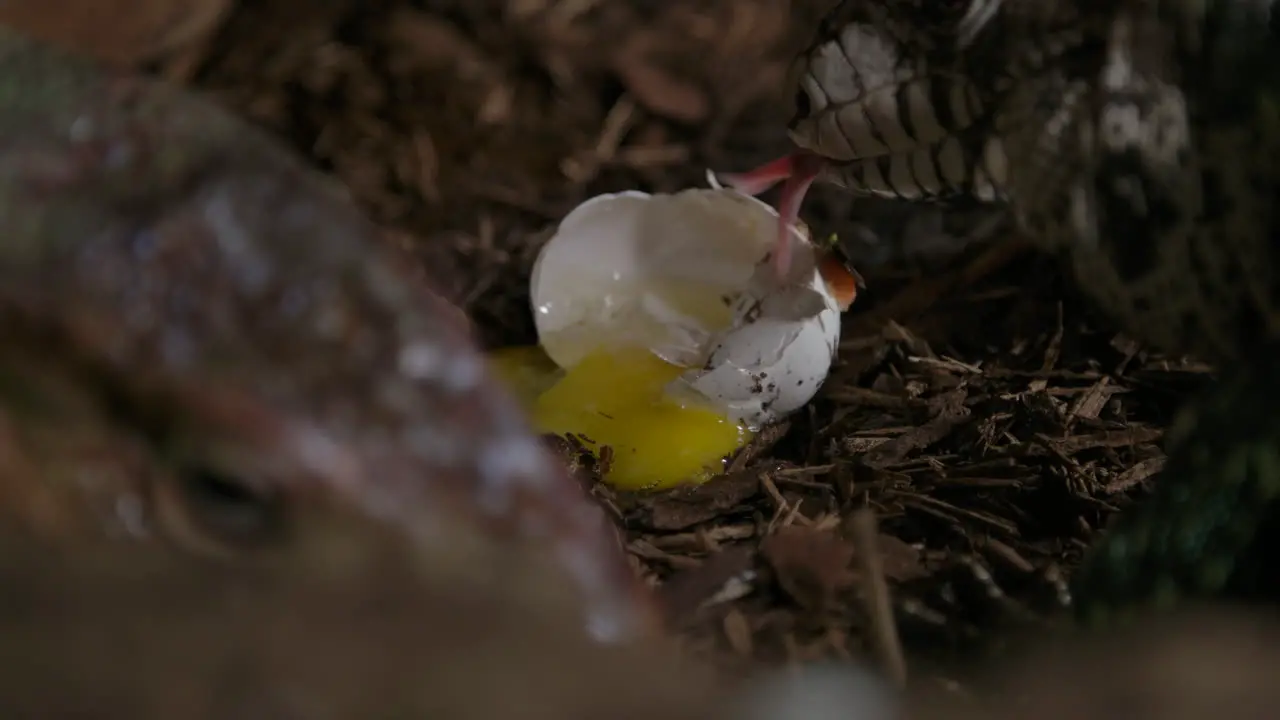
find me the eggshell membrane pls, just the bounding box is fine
[530,187,842,428]
[532,189,783,368]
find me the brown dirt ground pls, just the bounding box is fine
[167,0,1213,680]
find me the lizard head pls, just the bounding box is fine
[712,0,1084,277]
[784,0,1090,203]
[782,0,1275,364]
[0,29,652,640]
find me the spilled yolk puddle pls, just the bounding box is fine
[489,346,751,490]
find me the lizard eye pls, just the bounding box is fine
[154,464,286,557]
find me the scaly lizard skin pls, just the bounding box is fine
[5,522,1280,719]
[0,27,653,640]
[775,0,1280,620]
[0,520,727,720]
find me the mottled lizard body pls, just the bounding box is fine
[0,27,654,640]
[772,0,1280,619]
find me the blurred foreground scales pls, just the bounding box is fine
[5,524,1280,719]
[787,0,1280,616]
[0,522,725,720]
[0,27,654,639]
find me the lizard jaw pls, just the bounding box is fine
[714,152,824,281]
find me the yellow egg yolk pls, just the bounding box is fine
[489,346,751,490]
[489,345,563,408]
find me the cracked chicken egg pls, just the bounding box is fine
[491,181,857,491]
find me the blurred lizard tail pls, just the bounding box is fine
[1071,338,1280,626]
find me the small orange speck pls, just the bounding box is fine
[818,254,859,311]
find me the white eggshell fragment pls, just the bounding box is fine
[530,184,842,428]
[677,263,841,430]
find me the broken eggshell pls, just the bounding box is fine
[530,184,842,430]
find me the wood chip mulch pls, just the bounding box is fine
[168,0,1215,679]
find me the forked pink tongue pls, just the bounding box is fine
[716,152,823,280]
[716,155,797,195]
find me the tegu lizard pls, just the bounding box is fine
[0,27,654,641]
[719,0,1280,619]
